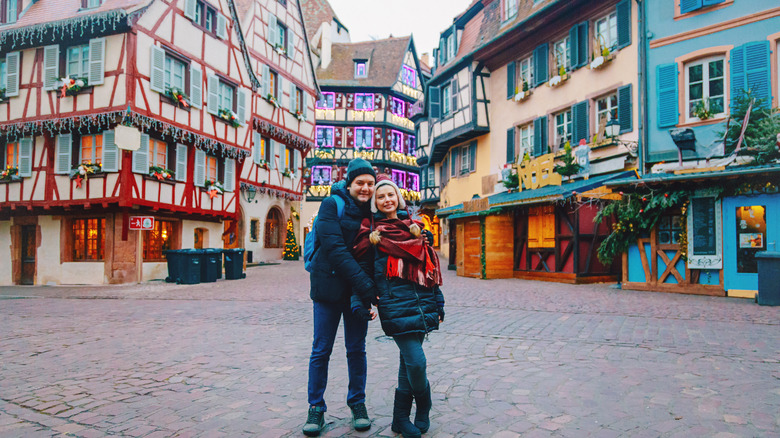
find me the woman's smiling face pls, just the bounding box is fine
[375,185,398,215]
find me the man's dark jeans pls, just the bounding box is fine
[308,300,368,410]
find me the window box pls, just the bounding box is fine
[164,86,191,108]
[217,108,241,128]
[255,158,269,169]
[148,166,174,181]
[70,162,102,179]
[0,88,7,103]
[547,72,569,88]
[292,109,305,121]
[590,50,615,70]
[0,166,20,182]
[265,93,281,108]
[282,168,293,178]
[204,179,225,197]
[273,44,287,56]
[314,148,334,159]
[513,88,532,102]
[58,77,91,97]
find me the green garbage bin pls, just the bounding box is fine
[200,248,221,283]
[755,251,780,306]
[164,249,201,284]
[223,248,246,280]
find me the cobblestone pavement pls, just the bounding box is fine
[1,260,779,437]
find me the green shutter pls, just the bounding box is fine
[469,142,476,172]
[506,128,515,164]
[533,116,547,157]
[533,43,548,87]
[507,61,516,99]
[101,130,118,172]
[680,0,702,14]
[572,100,589,144]
[19,138,32,177]
[576,21,589,68]
[656,63,678,128]
[132,134,150,174]
[743,41,771,107]
[617,84,633,134]
[429,86,440,118]
[616,0,631,50]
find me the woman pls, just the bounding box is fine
[352,175,445,438]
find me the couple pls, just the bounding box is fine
[304,158,445,438]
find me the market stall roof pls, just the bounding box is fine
[436,171,636,217]
[606,164,780,188]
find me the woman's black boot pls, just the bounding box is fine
[413,383,431,433]
[391,389,421,438]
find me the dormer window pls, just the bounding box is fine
[355,61,367,78]
[81,0,102,9]
[401,65,416,87]
[503,0,518,21]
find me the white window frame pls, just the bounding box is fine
[316,126,334,147]
[355,128,372,149]
[149,138,168,168]
[460,145,470,174]
[685,55,726,122]
[0,58,6,91]
[596,92,618,135]
[552,36,571,72]
[391,97,405,117]
[66,44,90,78]
[518,56,533,90]
[503,0,518,20]
[595,12,618,52]
[447,33,456,60]
[391,131,403,152]
[355,62,367,78]
[442,84,451,116]
[218,81,234,112]
[4,141,19,168]
[402,65,416,87]
[276,22,288,50]
[554,109,572,148]
[519,124,534,158]
[79,134,102,164]
[426,166,435,187]
[164,55,187,91]
[355,93,374,111]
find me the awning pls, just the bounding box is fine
[607,164,780,187]
[437,171,635,218]
[447,207,503,220]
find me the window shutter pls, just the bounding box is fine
[7,0,16,22]
[43,45,60,90]
[150,45,165,93]
[571,100,589,144]
[656,63,678,128]
[568,25,579,69]
[207,73,219,115]
[223,158,235,192]
[287,28,295,58]
[268,139,276,169]
[576,21,589,67]
[616,0,631,50]
[451,25,458,54]
[190,64,202,108]
[533,116,547,157]
[702,0,725,5]
[289,81,296,111]
[194,149,206,187]
[506,128,515,164]
[507,61,516,99]
[175,143,188,182]
[102,130,119,172]
[429,86,440,119]
[19,138,32,177]
[303,94,309,120]
[261,64,270,96]
[617,84,633,134]
[88,38,105,86]
[441,156,448,186]
[469,142,476,172]
[269,14,278,47]
[742,41,771,107]
[132,134,150,173]
[679,0,702,14]
[730,45,745,109]
[533,43,548,87]
[5,51,19,97]
[451,77,458,111]
[184,0,196,20]
[253,131,262,164]
[216,14,228,39]
[55,134,72,174]
[237,89,247,125]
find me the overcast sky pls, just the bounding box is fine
[326,0,473,60]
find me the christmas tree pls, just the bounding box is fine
[283,219,299,260]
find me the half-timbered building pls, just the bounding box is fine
[0,0,316,285]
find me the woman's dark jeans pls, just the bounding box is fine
[308,300,368,410]
[393,333,427,392]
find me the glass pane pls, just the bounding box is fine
[710,97,724,114]
[689,83,703,100]
[688,64,703,83]
[709,60,723,79]
[659,231,671,245]
[709,79,723,98]
[81,46,89,77]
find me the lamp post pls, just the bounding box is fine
[605,117,621,139]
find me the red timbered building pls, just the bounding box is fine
[0,0,316,285]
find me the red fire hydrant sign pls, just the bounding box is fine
[129,216,155,230]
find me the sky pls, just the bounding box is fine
[326,0,473,62]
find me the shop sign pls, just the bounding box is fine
[463,197,489,213]
[515,153,562,192]
[129,216,155,230]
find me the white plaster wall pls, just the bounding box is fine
[141,262,168,282]
[0,221,12,285]
[37,216,105,285]
[242,194,289,262]
[181,219,223,249]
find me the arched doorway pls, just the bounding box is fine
[264,207,284,248]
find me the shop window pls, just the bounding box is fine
[143,220,175,261]
[316,92,335,109]
[685,56,725,121]
[736,205,765,273]
[265,208,283,248]
[72,218,105,261]
[250,218,260,242]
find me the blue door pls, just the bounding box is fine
[723,194,780,292]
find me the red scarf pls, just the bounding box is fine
[353,217,443,289]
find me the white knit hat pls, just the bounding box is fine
[371,174,406,213]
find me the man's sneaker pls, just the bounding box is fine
[349,402,371,431]
[303,406,325,437]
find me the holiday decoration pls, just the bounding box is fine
[283,218,299,260]
[265,94,281,108]
[1,165,19,182]
[165,87,190,108]
[218,108,241,128]
[59,77,88,97]
[205,179,225,199]
[722,92,780,164]
[282,168,293,178]
[0,10,128,51]
[70,162,102,181]
[554,141,582,178]
[253,118,314,150]
[0,88,6,102]
[293,109,305,121]
[149,166,173,180]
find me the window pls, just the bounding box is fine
[554,109,572,148]
[390,130,404,153]
[685,56,725,121]
[293,87,303,113]
[143,220,174,261]
[519,124,533,158]
[408,173,419,191]
[164,55,187,91]
[680,0,726,14]
[355,93,374,110]
[316,126,334,148]
[206,155,218,182]
[149,138,168,168]
[310,166,332,185]
[250,219,260,242]
[401,65,416,87]
[79,134,103,165]
[450,149,457,177]
[391,169,406,189]
[552,37,571,72]
[596,93,618,134]
[503,0,518,20]
[0,58,5,91]
[316,92,335,109]
[426,167,435,188]
[408,135,417,156]
[276,22,288,50]
[518,56,533,90]
[193,0,217,34]
[265,208,283,248]
[83,0,102,8]
[355,127,372,149]
[1,0,19,24]
[595,12,618,52]
[4,141,18,168]
[66,44,90,78]
[447,33,456,60]
[391,98,405,117]
[72,218,105,261]
[658,214,682,245]
[285,146,296,172]
[268,69,278,99]
[355,61,367,78]
[460,146,470,174]
[218,81,234,112]
[442,84,451,116]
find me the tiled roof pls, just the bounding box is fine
[300,0,342,42]
[1,0,149,31]
[317,36,411,88]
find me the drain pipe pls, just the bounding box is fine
[637,0,648,176]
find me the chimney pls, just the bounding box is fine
[321,22,333,69]
[420,53,430,67]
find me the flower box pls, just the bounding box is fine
[164,87,191,109]
[513,89,532,102]
[547,73,569,88]
[0,88,6,103]
[59,77,91,97]
[293,110,305,121]
[274,44,286,56]
[204,180,225,198]
[149,166,174,181]
[217,108,241,128]
[265,94,281,108]
[282,168,293,178]
[589,52,615,70]
[255,159,269,169]
[0,166,20,182]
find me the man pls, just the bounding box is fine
[303,158,377,436]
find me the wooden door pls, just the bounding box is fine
[463,218,482,278]
[449,221,457,269]
[20,225,36,285]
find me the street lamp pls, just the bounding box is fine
[605,117,620,139]
[242,183,257,203]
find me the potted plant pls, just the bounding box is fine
[149,166,173,180]
[548,64,569,88]
[0,165,20,182]
[514,80,532,102]
[59,77,89,97]
[266,93,280,108]
[165,86,191,108]
[692,99,714,120]
[218,108,241,128]
[590,37,615,70]
[293,109,305,121]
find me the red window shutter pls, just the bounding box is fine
[373,128,381,148]
[334,127,343,147]
[336,93,344,108]
[347,128,354,148]
[375,93,382,109]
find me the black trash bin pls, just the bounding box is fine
[200,248,221,283]
[223,248,246,280]
[164,249,201,284]
[755,251,780,306]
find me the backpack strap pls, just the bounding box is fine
[333,194,345,219]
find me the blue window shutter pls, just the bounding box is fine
[451,77,459,111]
[616,0,631,50]
[569,25,578,70]
[577,21,589,68]
[429,86,441,119]
[533,116,547,157]
[743,41,771,107]
[572,100,589,144]
[680,0,702,14]
[507,61,516,99]
[533,43,548,87]
[730,45,745,109]
[469,142,476,172]
[702,0,724,5]
[617,84,633,134]
[506,128,515,164]
[656,63,678,128]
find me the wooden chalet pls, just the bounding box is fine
[0,0,316,285]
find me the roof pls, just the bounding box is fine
[300,0,343,42]
[437,171,635,217]
[316,36,412,88]
[607,164,780,188]
[0,0,149,32]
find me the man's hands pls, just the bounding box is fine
[352,304,377,322]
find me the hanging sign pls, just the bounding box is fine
[115,125,142,151]
[514,153,562,192]
[129,216,155,230]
